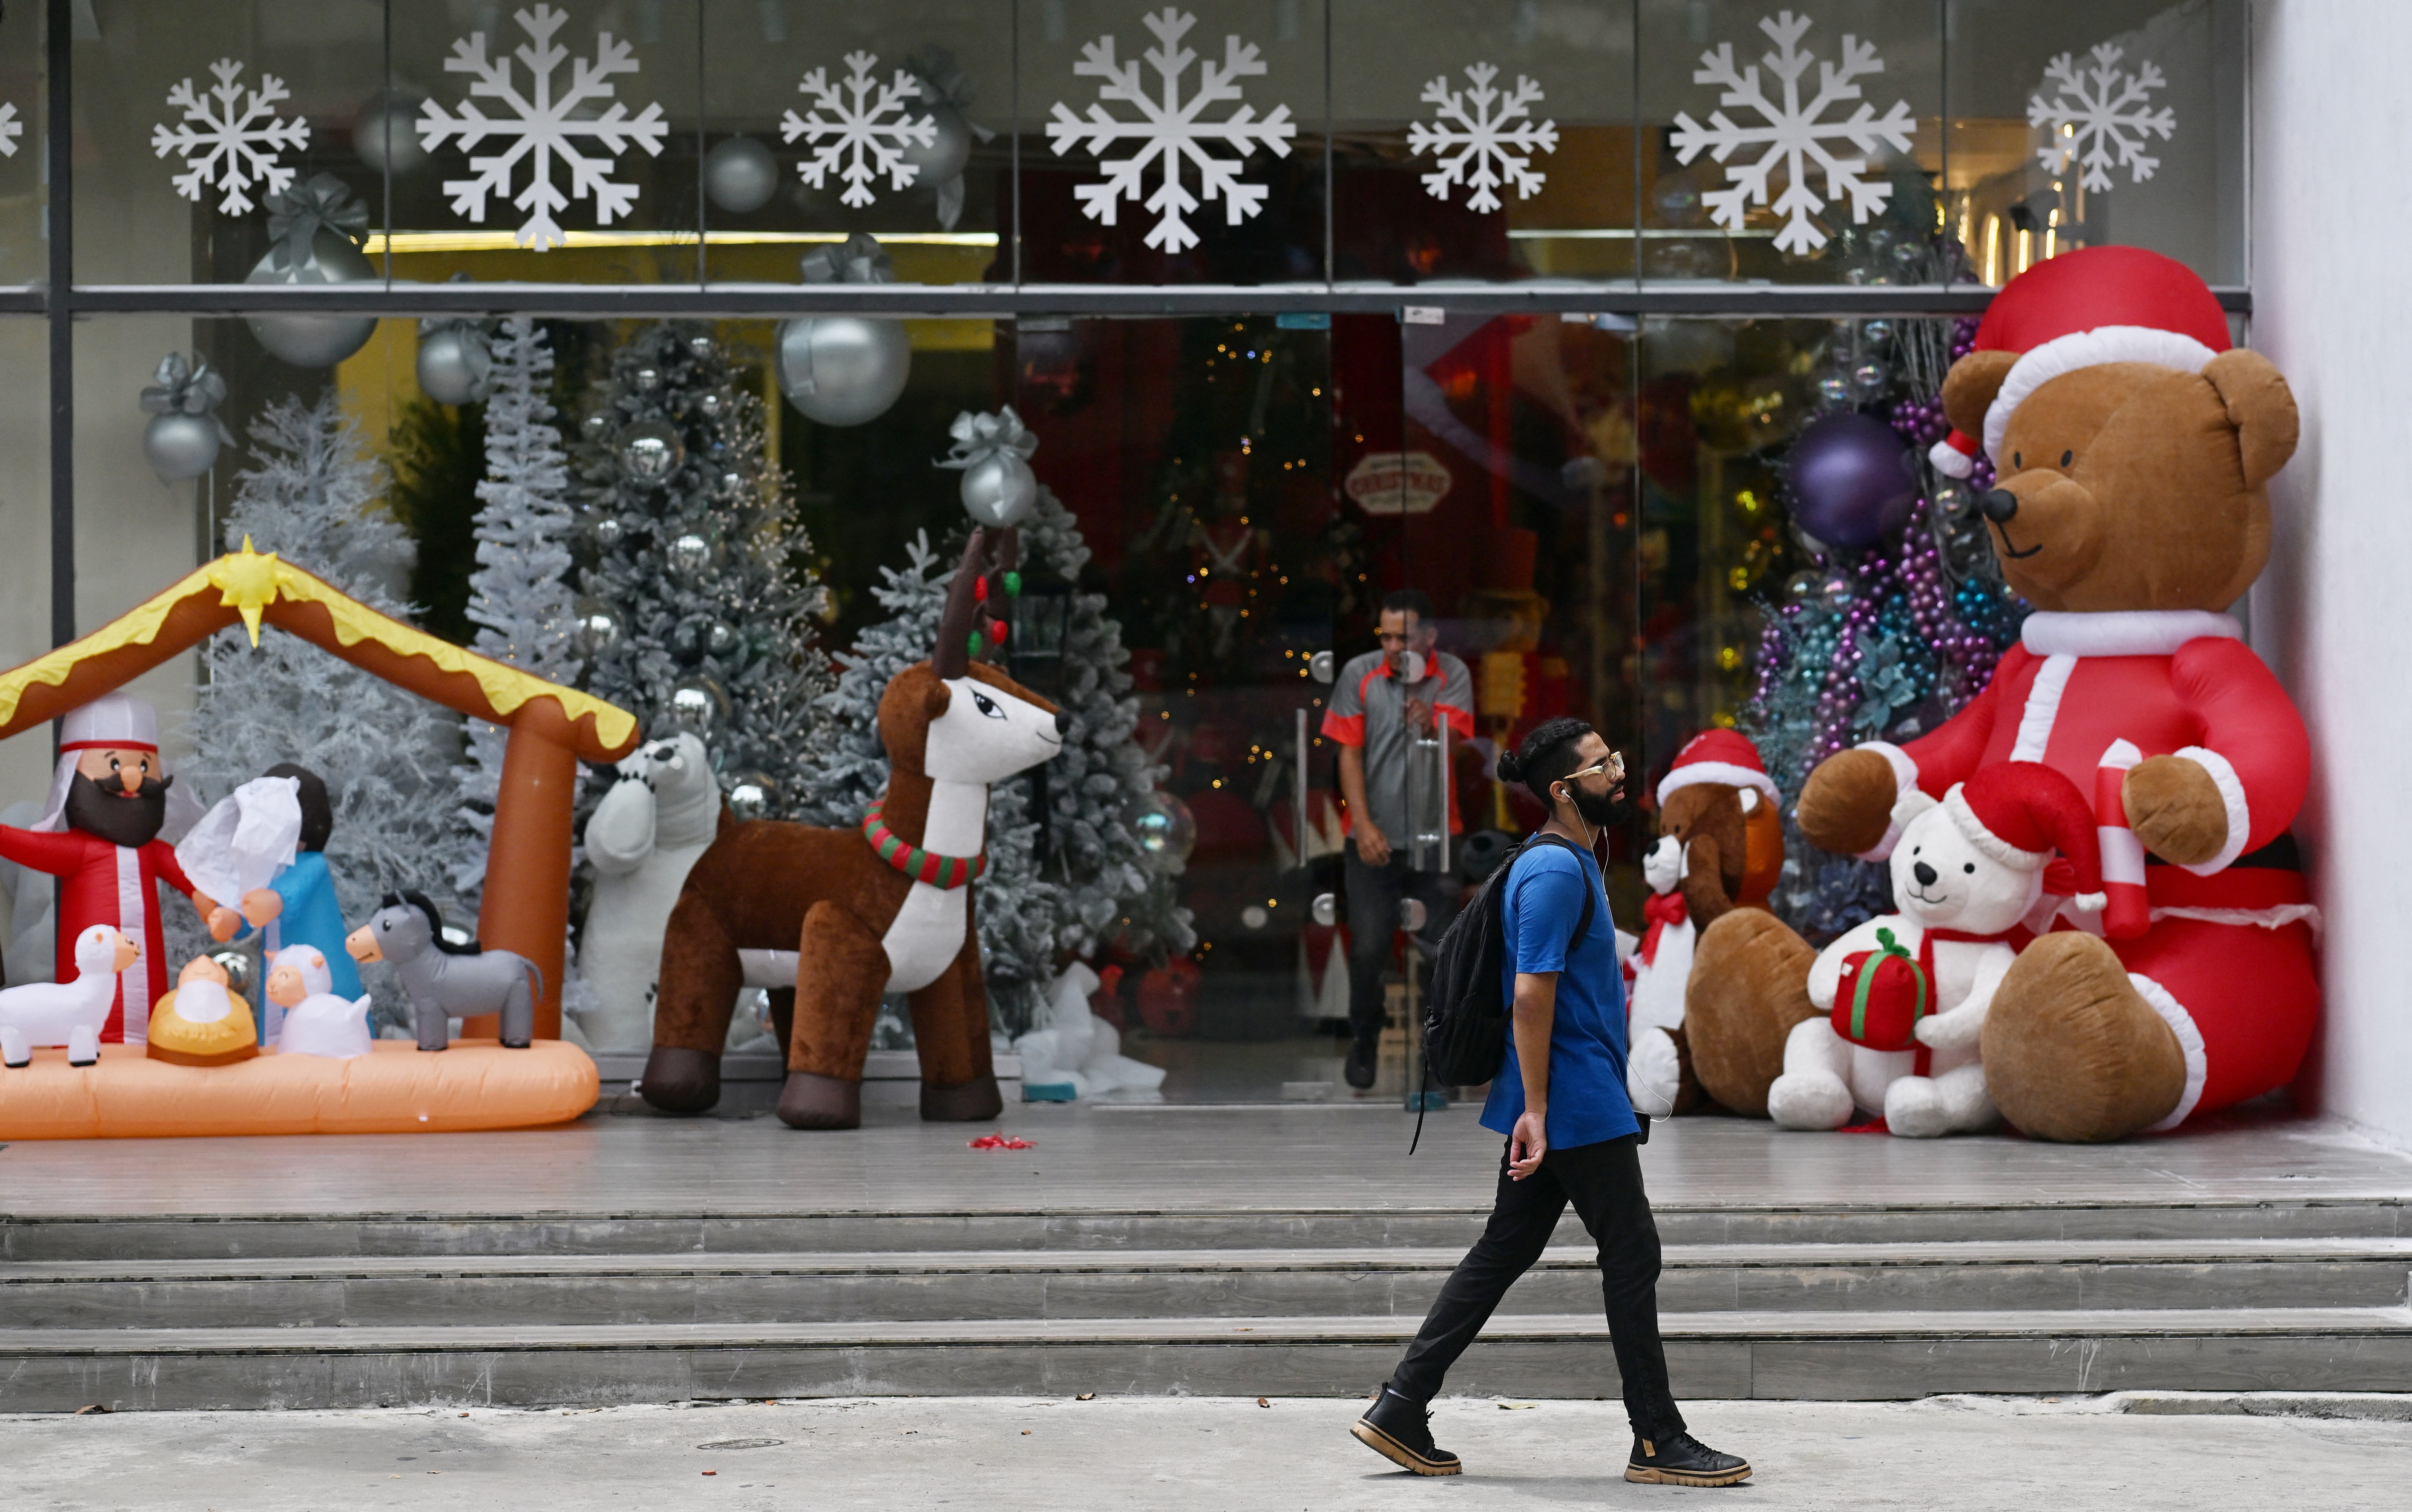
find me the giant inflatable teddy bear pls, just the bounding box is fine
[1690,245,2318,1143]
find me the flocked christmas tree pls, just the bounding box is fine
[444,317,583,902]
[1742,217,2031,943]
[1016,485,1194,966]
[177,394,467,1015]
[575,322,830,810]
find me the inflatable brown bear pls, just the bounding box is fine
[1688,246,2318,1142]
[1626,731,1790,1116]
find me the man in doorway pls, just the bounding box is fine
[1323,589,1474,1091]
[1350,716,1750,1488]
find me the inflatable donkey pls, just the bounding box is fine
[639,528,1067,1129]
[347,892,542,1051]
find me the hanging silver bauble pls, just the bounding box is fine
[416,323,494,405]
[688,334,717,360]
[586,513,627,552]
[724,770,780,822]
[1128,790,1197,876]
[665,531,715,581]
[958,450,1039,528]
[703,135,780,214]
[696,391,725,418]
[143,412,223,484]
[632,365,663,392]
[718,469,746,497]
[570,597,624,657]
[614,419,685,487]
[208,949,255,998]
[895,100,972,189]
[704,619,742,660]
[581,411,613,441]
[351,87,429,175]
[245,226,377,369]
[776,316,910,427]
[664,675,731,737]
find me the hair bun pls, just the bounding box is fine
[1496,752,1525,783]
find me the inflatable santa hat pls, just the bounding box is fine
[1656,728,1780,812]
[30,692,161,833]
[1943,761,2107,913]
[1929,245,2234,479]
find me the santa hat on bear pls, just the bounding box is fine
[1656,729,1780,813]
[1929,246,2234,479]
[1939,762,2107,911]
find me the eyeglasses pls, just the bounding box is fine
[1561,752,1626,785]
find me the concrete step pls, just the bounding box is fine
[4,1305,2406,1410]
[8,1238,2408,1330]
[6,1197,2405,1262]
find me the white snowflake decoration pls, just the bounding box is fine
[415,4,669,251]
[1669,11,1915,256]
[1046,7,1297,255]
[1408,63,1557,213]
[149,60,309,216]
[780,52,938,209]
[0,103,20,158]
[2028,44,2175,193]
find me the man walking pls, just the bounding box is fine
[1350,716,1750,1487]
[1323,589,1473,1090]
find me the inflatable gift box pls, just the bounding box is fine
[1832,928,1930,1053]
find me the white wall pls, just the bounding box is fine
[2249,0,2412,1147]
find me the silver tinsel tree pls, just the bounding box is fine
[177,394,467,1016]
[575,322,830,811]
[446,317,582,902]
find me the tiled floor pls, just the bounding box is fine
[1,1097,2404,1219]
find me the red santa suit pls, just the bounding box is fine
[0,695,202,1046]
[1852,610,2317,1128]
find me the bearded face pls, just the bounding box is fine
[63,770,171,849]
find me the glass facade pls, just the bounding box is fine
[2,1,2251,1100]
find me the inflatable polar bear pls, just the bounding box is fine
[579,732,722,1054]
[1770,762,2106,1138]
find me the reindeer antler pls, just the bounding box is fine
[932,527,1023,679]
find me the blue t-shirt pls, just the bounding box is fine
[1479,838,1639,1149]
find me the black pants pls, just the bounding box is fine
[1388,1134,1684,1439]
[1342,838,1460,1048]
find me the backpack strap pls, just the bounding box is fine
[1521,832,1598,954]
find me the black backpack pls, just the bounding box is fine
[1420,832,1597,1090]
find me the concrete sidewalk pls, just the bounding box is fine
[4,1394,2408,1511]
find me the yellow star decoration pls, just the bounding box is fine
[206,537,295,648]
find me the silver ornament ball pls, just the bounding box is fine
[665,532,715,581]
[895,101,972,187]
[704,619,742,660]
[1128,790,1197,875]
[587,513,627,552]
[688,334,717,360]
[570,597,624,658]
[351,89,429,175]
[417,325,493,405]
[776,315,911,427]
[209,949,255,997]
[724,770,780,822]
[614,419,685,487]
[245,228,377,368]
[703,136,780,214]
[958,450,1039,528]
[581,411,614,441]
[143,411,222,484]
[664,676,731,738]
[632,365,663,392]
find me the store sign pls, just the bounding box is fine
[1344,451,1453,515]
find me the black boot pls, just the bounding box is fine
[1350,1385,1460,1477]
[1626,1430,1750,1486]
[1343,1037,1378,1090]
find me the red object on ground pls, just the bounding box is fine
[968,1132,1034,1150]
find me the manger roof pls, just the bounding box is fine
[0,544,639,763]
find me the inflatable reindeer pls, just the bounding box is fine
[638,529,1066,1129]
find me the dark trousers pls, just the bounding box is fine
[1342,837,1460,1048]
[1388,1135,1685,1439]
